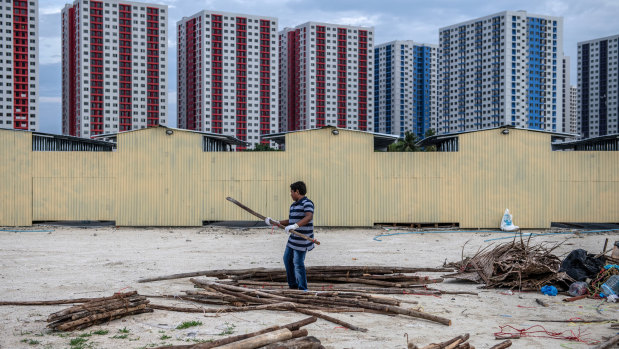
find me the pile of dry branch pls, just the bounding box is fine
[407,333,512,349]
[139,266,450,289]
[443,240,572,290]
[47,291,152,331]
[155,317,322,349]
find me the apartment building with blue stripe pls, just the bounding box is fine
[374,41,438,138]
[438,11,563,135]
[577,34,619,139]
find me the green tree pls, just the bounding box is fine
[387,131,421,152]
[423,129,437,152]
[246,143,280,151]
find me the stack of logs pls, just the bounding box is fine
[150,278,451,332]
[47,291,152,331]
[407,334,512,349]
[155,317,322,349]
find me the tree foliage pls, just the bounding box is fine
[245,143,280,151]
[386,129,437,152]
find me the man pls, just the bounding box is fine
[265,181,314,291]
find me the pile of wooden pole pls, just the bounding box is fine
[47,291,152,331]
[407,333,512,349]
[139,266,451,288]
[155,317,322,349]
[149,278,451,332]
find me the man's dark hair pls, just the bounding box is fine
[290,181,307,196]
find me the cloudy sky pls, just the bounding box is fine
[39,0,619,134]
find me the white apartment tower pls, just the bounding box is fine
[0,0,38,131]
[279,22,374,132]
[568,85,578,135]
[438,11,563,134]
[562,56,570,133]
[62,0,168,138]
[577,34,619,139]
[177,11,278,148]
[374,41,438,138]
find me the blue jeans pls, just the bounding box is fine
[283,246,308,290]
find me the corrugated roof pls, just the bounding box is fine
[417,125,575,147]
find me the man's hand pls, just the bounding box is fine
[265,217,280,226]
[285,223,299,233]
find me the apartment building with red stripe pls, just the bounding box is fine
[177,11,278,148]
[62,0,168,138]
[0,0,38,131]
[279,22,374,132]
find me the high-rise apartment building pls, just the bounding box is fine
[279,22,374,132]
[62,0,168,138]
[577,34,619,139]
[438,11,563,134]
[562,56,570,133]
[177,11,278,147]
[0,0,38,131]
[374,41,438,138]
[568,85,578,135]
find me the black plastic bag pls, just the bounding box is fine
[559,249,605,282]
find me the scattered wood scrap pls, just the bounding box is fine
[592,334,619,349]
[47,291,152,331]
[153,316,322,349]
[406,333,481,349]
[443,240,573,290]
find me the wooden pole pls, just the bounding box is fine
[489,340,512,349]
[163,318,316,349]
[215,328,293,349]
[139,266,452,283]
[4,291,138,306]
[226,197,320,245]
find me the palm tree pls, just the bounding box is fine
[388,131,420,152]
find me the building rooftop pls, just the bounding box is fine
[417,125,576,152]
[92,126,248,148]
[261,126,400,151]
[552,133,619,151]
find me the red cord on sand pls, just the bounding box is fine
[494,325,598,344]
[114,287,132,294]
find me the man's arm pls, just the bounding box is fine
[295,212,313,227]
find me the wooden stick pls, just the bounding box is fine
[157,318,315,349]
[3,291,138,306]
[489,340,512,349]
[293,308,368,332]
[262,335,323,349]
[226,197,320,245]
[216,328,293,349]
[421,334,469,349]
[563,295,587,302]
[53,304,149,331]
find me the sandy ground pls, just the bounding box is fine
[0,225,618,349]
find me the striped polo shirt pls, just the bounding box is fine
[287,196,315,251]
